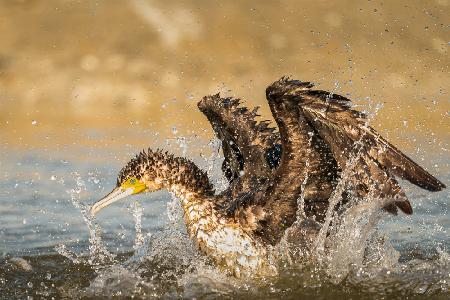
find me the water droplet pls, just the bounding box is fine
[22,219,27,225]
[27,282,33,288]
[50,175,57,181]
[31,120,37,126]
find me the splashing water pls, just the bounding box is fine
[131,202,147,249]
[56,172,115,266]
[31,129,447,298]
[310,121,398,280]
[205,138,229,191]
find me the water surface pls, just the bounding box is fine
[0,131,448,299]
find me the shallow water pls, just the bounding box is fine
[0,131,449,299]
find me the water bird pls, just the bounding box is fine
[90,77,445,277]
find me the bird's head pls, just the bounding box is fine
[90,149,213,216]
[90,150,163,215]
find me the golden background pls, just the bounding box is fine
[0,0,448,158]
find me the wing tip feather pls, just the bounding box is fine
[266,77,314,101]
[425,180,446,192]
[396,199,413,215]
[407,169,446,192]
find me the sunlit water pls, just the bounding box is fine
[0,131,449,299]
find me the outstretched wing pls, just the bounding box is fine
[222,81,341,245]
[224,77,445,246]
[267,78,445,213]
[198,94,280,192]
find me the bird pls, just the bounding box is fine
[90,77,445,277]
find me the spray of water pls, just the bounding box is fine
[54,119,448,297]
[55,172,115,266]
[131,201,145,249]
[307,101,399,279]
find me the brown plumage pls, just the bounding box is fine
[99,77,445,277]
[198,95,278,193]
[117,148,214,198]
[198,77,445,245]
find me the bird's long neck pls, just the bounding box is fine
[133,151,221,240]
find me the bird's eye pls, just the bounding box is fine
[129,178,136,185]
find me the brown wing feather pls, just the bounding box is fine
[223,81,340,245]
[269,77,444,215]
[295,105,413,214]
[210,78,444,246]
[297,88,446,192]
[198,94,279,191]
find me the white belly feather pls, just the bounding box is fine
[179,195,276,277]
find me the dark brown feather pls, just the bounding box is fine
[267,77,444,216]
[297,89,446,192]
[199,77,444,246]
[198,94,279,193]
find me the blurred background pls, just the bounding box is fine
[0,0,448,154]
[0,2,449,297]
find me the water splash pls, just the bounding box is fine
[53,140,249,298]
[131,201,145,249]
[308,104,399,280]
[205,138,229,192]
[313,154,358,257]
[46,131,448,298]
[166,193,183,225]
[56,172,115,266]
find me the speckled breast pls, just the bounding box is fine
[180,197,277,277]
